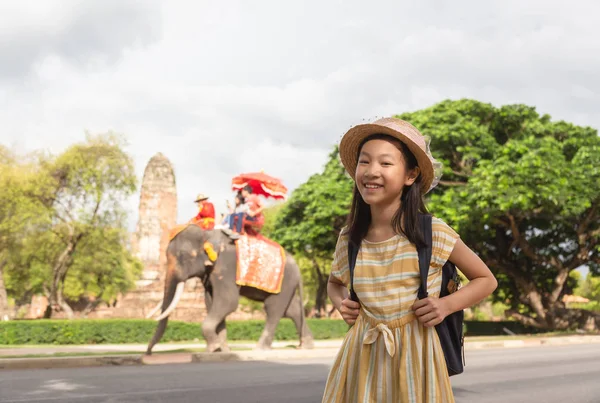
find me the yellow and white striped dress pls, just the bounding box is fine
[322,217,459,403]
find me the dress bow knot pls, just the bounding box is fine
[363,323,395,357]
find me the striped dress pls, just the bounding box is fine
[322,217,459,403]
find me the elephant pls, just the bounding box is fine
[146,225,314,354]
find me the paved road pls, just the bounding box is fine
[1,344,599,403]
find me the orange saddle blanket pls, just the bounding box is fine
[236,234,286,294]
[168,221,204,241]
[168,224,285,294]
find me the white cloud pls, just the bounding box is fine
[0,0,162,80]
[1,0,599,229]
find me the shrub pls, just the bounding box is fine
[0,317,555,345]
[0,318,348,345]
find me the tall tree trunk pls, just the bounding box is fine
[57,287,74,319]
[0,260,9,320]
[311,258,328,318]
[314,274,328,318]
[43,239,77,319]
[497,207,600,331]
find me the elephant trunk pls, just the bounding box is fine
[146,280,184,354]
[146,316,169,356]
[146,253,184,355]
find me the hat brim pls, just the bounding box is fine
[339,123,434,193]
[194,197,209,202]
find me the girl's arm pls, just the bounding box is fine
[443,239,498,313]
[413,239,497,327]
[328,275,360,325]
[327,275,348,312]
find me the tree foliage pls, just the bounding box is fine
[1,133,142,318]
[268,99,600,330]
[0,147,51,317]
[399,99,600,330]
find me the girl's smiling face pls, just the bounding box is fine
[355,138,419,207]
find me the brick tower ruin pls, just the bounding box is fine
[132,152,178,289]
[93,153,208,321]
[127,152,208,321]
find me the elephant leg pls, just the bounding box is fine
[284,291,314,349]
[202,286,238,353]
[202,285,228,350]
[257,287,296,350]
[215,320,228,351]
[203,309,234,353]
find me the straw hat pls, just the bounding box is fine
[194,193,209,202]
[339,117,442,194]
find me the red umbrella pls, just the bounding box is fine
[231,171,288,200]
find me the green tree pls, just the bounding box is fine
[62,226,143,316]
[1,133,141,318]
[42,133,138,318]
[267,148,353,316]
[400,99,600,330]
[0,146,17,317]
[262,203,285,236]
[269,99,600,330]
[0,147,52,318]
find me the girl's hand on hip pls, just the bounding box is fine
[412,297,449,327]
[339,298,360,325]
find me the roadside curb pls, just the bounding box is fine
[142,348,344,366]
[0,354,142,370]
[2,336,599,371]
[465,335,600,350]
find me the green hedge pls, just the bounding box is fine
[0,318,545,345]
[0,318,349,345]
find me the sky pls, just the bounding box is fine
[1,0,599,234]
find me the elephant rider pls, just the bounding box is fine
[233,185,265,234]
[221,185,265,239]
[191,193,215,230]
[225,192,248,228]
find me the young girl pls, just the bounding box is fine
[226,192,249,226]
[323,117,497,403]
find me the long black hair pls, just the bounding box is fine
[235,192,245,205]
[344,133,429,248]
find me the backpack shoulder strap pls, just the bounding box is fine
[348,240,360,302]
[417,214,433,299]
